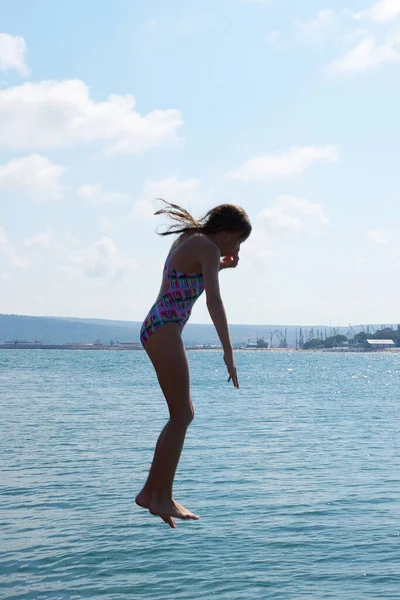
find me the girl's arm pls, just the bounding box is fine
[200,241,231,352]
[199,240,239,387]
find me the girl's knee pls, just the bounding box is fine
[171,401,194,427]
[181,406,195,427]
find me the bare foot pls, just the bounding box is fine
[135,490,150,509]
[160,514,177,528]
[135,489,199,528]
[174,501,200,519]
[149,497,200,522]
[136,490,175,527]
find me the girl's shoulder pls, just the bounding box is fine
[166,232,217,275]
[174,232,218,254]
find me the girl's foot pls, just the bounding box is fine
[135,490,199,528]
[135,490,150,509]
[149,497,199,521]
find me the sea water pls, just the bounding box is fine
[1,349,399,599]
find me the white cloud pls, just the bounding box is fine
[266,30,280,44]
[78,184,128,204]
[132,176,209,221]
[243,0,273,4]
[241,228,275,269]
[330,35,400,72]
[0,225,14,265]
[7,250,31,269]
[0,33,28,75]
[0,224,8,247]
[0,231,31,269]
[99,217,114,233]
[68,236,137,279]
[227,145,338,182]
[0,154,65,200]
[258,196,329,231]
[295,9,336,43]
[0,224,56,269]
[260,208,303,231]
[367,229,391,244]
[23,227,53,248]
[341,28,374,45]
[0,79,183,154]
[355,0,400,23]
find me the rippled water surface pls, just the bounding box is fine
[1,349,400,599]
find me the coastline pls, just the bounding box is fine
[1,344,399,353]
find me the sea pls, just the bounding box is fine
[1,349,399,600]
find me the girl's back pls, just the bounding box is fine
[154,233,209,304]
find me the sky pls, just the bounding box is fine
[0,0,399,327]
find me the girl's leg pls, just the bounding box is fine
[135,323,199,527]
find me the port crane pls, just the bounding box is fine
[270,328,288,348]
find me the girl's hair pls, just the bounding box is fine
[154,199,252,240]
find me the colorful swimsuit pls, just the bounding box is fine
[140,246,205,346]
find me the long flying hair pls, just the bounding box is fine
[154,199,252,240]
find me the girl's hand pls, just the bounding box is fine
[220,252,239,270]
[224,352,239,388]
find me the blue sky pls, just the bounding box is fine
[0,0,399,326]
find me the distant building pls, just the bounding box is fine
[246,336,269,349]
[115,341,142,349]
[365,339,395,350]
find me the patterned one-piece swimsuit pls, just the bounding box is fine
[140,247,205,346]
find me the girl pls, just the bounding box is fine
[135,200,252,528]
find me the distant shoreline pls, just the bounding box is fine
[1,344,399,353]
[0,343,143,351]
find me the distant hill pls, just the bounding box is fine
[0,313,385,348]
[0,314,141,345]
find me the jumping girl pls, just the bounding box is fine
[135,201,252,528]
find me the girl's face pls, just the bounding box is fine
[220,231,247,257]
